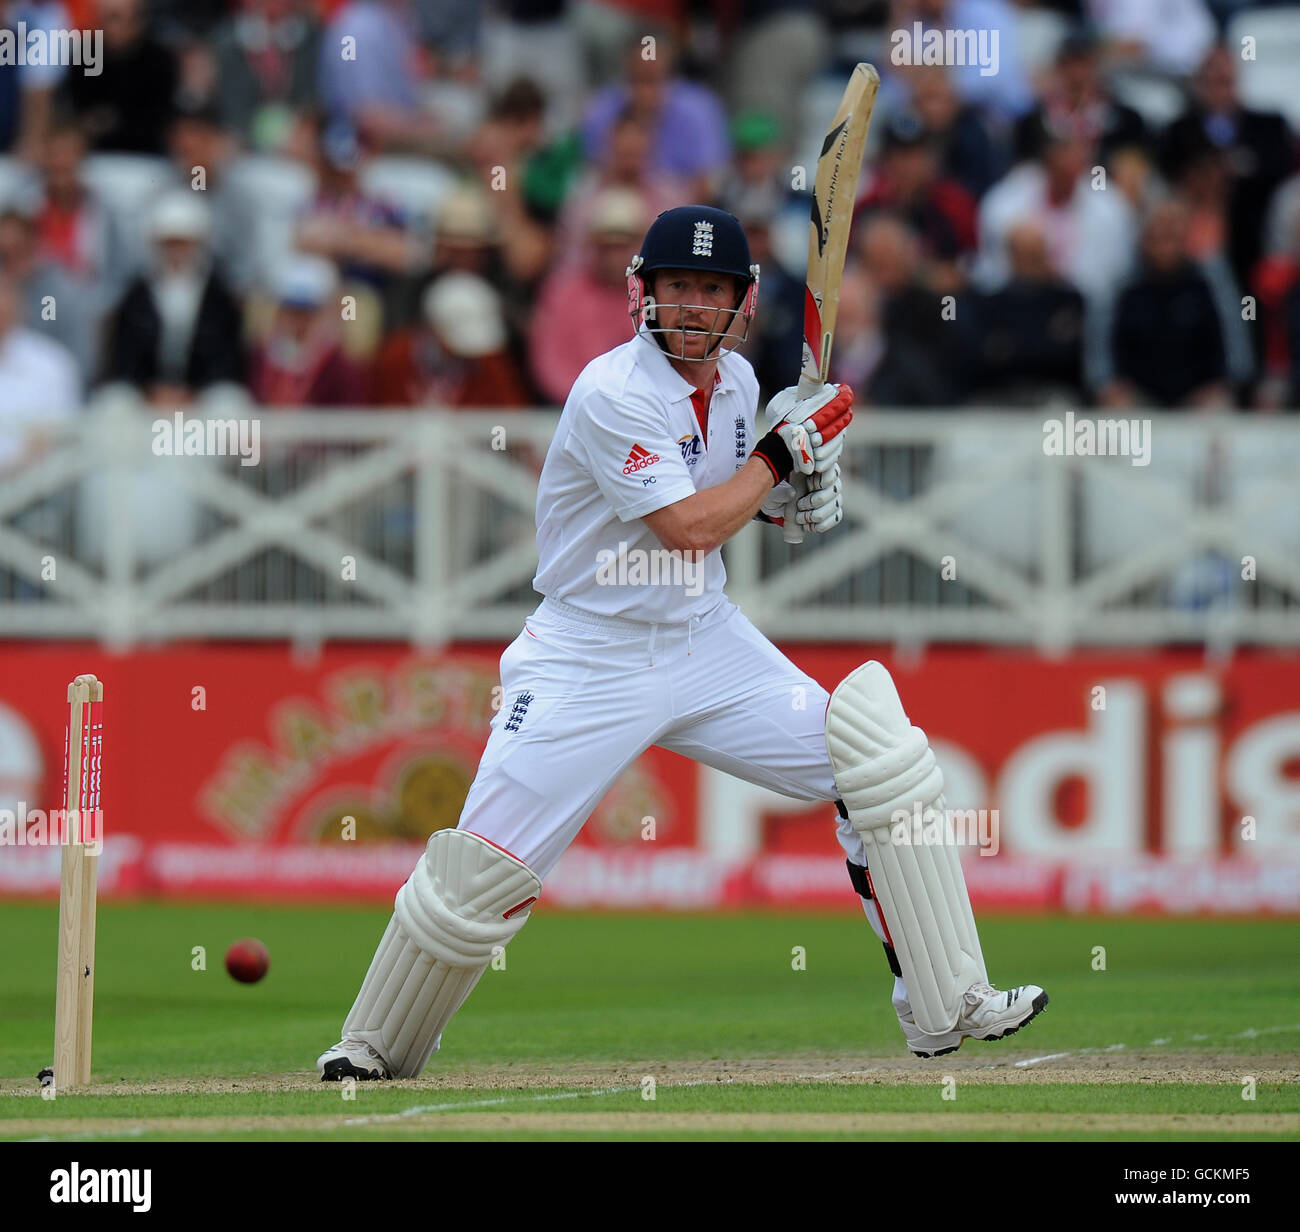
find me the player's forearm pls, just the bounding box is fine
[644,458,777,556]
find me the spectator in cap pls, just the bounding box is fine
[0,204,101,385]
[580,29,729,200]
[213,0,323,150]
[723,0,828,166]
[249,255,368,406]
[60,0,179,154]
[296,120,413,292]
[717,110,789,224]
[105,190,245,402]
[528,188,645,405]
[373,271,529,407]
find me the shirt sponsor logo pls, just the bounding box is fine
[623,443,661,474]
[678,433,702,465]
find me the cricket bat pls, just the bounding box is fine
[784,62,879,544]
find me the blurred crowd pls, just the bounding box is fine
[3,0,1300,426]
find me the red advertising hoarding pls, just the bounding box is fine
[1,642,1297,913]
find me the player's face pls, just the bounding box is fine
[651,269,741,360]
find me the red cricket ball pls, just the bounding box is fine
[225,938,270,984]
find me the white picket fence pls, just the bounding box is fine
[0,396,1297,650]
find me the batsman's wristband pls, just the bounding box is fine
[751,431,795,484]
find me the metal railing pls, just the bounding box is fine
[1,397,1297,650]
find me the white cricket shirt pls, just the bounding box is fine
[533,327,764,623]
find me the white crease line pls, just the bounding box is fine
[1015,1052,1073,1068]
[19,1126,146,1144]
[1228,1023,1300,1039]
[342,1079,720,1126]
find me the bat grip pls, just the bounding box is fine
[782,476,806,544]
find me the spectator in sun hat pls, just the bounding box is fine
[528,187,646,405]
[105,190,245,402]
[373,271,530,407]
[250,254,368,407]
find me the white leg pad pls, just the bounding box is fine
[342,829,541,1078]
[826,662,987,1034]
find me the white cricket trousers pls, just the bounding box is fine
[457,594,870,879]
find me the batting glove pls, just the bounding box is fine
[765,382,854,474]
[786,462,844,533]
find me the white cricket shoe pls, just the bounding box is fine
[317,1038,393,1081]
[900,981,1048,1058]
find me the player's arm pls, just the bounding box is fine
[644,385,852,554]
[642,457,782,555]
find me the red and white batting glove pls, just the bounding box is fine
[764,382,854,476]
[791,463,844,533]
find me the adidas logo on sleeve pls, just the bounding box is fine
[622,444,661,474]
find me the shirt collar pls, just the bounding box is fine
[632,326,737,400]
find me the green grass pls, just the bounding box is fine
[1,903,1297,1140]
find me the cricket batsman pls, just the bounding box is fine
[317,205,1047,1080]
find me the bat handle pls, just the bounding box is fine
[782,477,806,544]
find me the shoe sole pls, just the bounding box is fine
[908,991,1050,1058]
[319,1057,390,1082]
